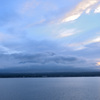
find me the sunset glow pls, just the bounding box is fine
[96,62,100,66]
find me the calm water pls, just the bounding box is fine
[0,77,100,100]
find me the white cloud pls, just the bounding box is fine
[68,36,100,51]
[94,5,100,13]
[61,0,99,23]
[57,29,79,38]
[0,45,22,54]
[85,37,100,44]
[62,13,82,23]
[86,8,91,14]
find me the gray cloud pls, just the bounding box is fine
[2,39,61,54]
[0,52,94,69]
[16,53,77,64]
[73,42,100,58]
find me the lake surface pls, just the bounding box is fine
[0,77,100,100]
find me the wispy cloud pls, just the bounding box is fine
[57,29,79,38]
[20,0,40,14]
[0,45,22,54]
[61,0,99,23]
[68,36,100,50]
[25,19,46,29]
[86,37,100,44]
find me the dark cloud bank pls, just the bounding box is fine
[0,52,97,73]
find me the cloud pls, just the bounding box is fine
[68,36,100,51]
[86,37,100,44]
[2,39,62,54]
[0,45,22,55]
[20,0,40,14]
[61,0,99,23]
[85,8,91,14]
[69,42,100,59]
[0,52,92,70]
[94,5,100,13]
[18,54,77,64]
[25,19,46,28]
[57,29,79,38]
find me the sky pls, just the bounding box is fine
[0,0,100,72]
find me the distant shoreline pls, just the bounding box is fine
[0,72,100,78]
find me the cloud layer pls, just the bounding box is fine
[0,0,100,71]
[61,0,100,23]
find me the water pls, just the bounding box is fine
[0,77,100,100]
